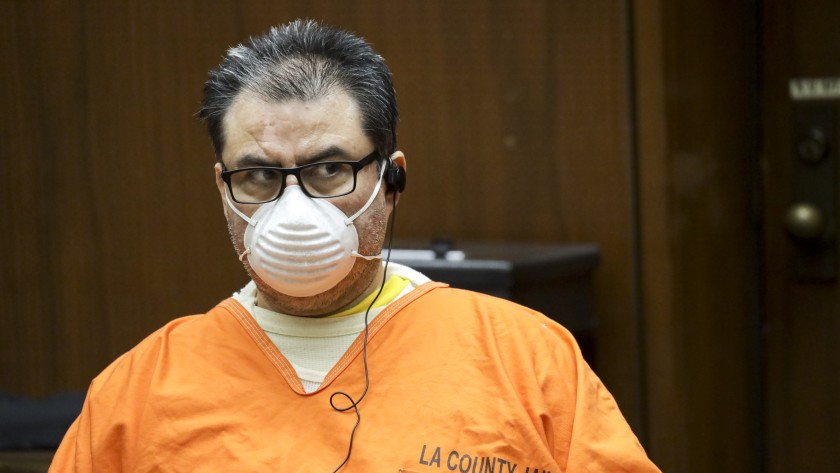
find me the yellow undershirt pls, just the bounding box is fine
[328,275,411,318]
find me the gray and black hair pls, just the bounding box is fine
[197,19,398,161]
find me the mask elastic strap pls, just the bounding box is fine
[347,162,387,261]
[344,162,386,225]
[223,190,256,262]
[351,251,381,260]
[223,190,258,227]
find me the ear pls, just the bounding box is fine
[214,162,228,208]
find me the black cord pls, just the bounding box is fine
[328,195,397,473]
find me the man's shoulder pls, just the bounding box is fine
[90,298,243,386]
[413,285,555,321]
[406,285,578,347]
[137,298,238,346]
[391,286,584,392]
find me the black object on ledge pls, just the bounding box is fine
[0,392,84,452]
[386,239,601,363]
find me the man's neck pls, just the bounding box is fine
[254,263,386,317]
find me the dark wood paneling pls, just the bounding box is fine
[1,0,248,393]
[634,0,756,472]
[1,0,641,445]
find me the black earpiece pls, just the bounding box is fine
[385,158,406,193]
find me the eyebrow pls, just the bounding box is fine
[234,155,275,168]
[298,146,354,165]
[232,145,354,169]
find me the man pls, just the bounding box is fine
[50,20,660,472]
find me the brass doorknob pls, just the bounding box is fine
[784,203,826,241]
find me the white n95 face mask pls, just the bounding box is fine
[224,165,385,297]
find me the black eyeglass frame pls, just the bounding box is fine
[221,151,381,204]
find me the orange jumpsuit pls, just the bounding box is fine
[50,283,660,472]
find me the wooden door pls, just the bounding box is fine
[762,1,840,472]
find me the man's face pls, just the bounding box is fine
[214,89,400,316]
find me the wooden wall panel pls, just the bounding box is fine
[634,0,756,472]
[1,0,248,393]
[1,0,642,445]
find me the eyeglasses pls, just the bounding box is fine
[221,151,380,204]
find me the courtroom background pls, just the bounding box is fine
[2,1,839,473]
